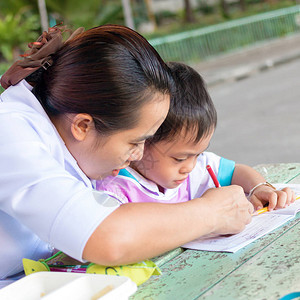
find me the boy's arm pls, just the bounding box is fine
[232,164,295,210]
[231,164,265,193]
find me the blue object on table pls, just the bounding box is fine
[279,292,300,300]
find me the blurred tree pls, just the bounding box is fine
[184,0,195,23]
[144,0,157,29]
[38,0,48,31]
[122,0,135,29]
[0,8,39,61]
[0,1,35,14]
[220,0,230,18]
[45,0,123,29]
[239,0,247,11]
[0,0,127,32]
[133,0,156,32]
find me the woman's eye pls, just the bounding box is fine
[131,142,144,149]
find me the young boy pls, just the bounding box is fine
[97,62,295,211]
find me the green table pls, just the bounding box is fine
[131,163,300,300]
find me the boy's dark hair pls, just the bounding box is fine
[149,62,217,144]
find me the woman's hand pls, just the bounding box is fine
[200,185,254,236]
[250,186,295,211]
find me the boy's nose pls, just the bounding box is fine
[180,158,197,174]
[180,166,192,174]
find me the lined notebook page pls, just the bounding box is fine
[183,184,300,253]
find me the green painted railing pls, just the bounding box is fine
[149,5,300,63]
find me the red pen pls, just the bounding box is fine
[206,165,220,188]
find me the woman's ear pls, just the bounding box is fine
[70,114,94,141]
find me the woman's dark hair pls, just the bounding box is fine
[149,62,217,144]
[31,25,174,134]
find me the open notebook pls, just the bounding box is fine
[183,184,300,253]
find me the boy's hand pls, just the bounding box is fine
[250,186,295,211]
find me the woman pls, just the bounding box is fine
[0,25,253,282]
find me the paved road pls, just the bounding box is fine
[193,33,300,87]
[207,58,300,167]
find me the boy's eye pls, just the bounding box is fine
[173,157,186,163]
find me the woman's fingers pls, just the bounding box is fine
[203,185,253,235]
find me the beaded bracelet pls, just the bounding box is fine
[248,182,276,198]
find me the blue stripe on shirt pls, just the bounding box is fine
[118,169,139,183]
[217,158,235,186]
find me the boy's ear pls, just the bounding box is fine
[70,113,94,141]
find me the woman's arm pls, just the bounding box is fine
[83,185,253,265]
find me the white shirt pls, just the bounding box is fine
[0,80,120,279]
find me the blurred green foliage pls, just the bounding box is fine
[46,0,124,30]
[144,0,298,39]
[0,0,124,66]
[132,0,148,29]
[0,8,39,62]
[0,0,298,69]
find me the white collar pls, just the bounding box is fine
[2,80,93,188]
[123,167,181,197]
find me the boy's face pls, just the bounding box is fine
[132,129,214,191]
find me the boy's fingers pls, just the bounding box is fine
[281,187,295,204]
[274,190,287,209]
[267,193,278,211]
[250,195,264,210]
[251,187,296,212]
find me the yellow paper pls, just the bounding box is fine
[22,253,161,286]
[87,260,161,286]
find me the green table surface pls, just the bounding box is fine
[131,163,300,300]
